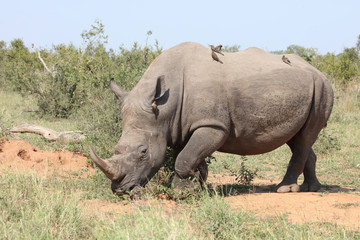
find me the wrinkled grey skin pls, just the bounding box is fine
[90,42,334,195]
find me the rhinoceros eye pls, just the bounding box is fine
[138,145,148,158]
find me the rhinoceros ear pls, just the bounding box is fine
[154,75,167,101]
[109,78,128,102]
[145,75,169,116]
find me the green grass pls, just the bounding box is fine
[0,172,359,239]
[0,173,93,239]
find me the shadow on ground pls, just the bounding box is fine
[208,183,358,197]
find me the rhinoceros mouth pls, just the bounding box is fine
[113,177,149,195]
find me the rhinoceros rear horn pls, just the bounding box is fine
[89,147,117,180]
[109,78,128,102]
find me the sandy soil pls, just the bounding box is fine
[227,192,360,230]
[0,138,94,176]
[0,138,359,230]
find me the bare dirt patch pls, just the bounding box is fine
[227,192,360,230]
[0,138,359,230]
[0,138,94,176]
[210,173,360,230]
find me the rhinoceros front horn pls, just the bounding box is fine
[89,147,116,180]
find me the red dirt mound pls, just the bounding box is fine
[0,138,94,176]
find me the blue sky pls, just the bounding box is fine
[1,0,359,54]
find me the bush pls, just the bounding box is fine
[315,50,359,87]
[0,20,162,120]
[229,156,258,185]
[1,39,41,93]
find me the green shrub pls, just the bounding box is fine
[2,39,41,93]
[232,156,258,185]
[0,20,161,120]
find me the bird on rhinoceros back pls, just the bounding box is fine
[209,44,224,56]
[282,55,292,66]
[215,44,223,53]
[151,101,158,118]
[211,51,223,64]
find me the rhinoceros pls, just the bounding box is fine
[89,42,334,195]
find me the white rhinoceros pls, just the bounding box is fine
[90,42,334,195]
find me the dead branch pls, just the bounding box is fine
[32,43,56,77]
[7,123,85,142]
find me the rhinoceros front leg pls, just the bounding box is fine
[172,127,228,193]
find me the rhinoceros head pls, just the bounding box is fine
[90,76,169,195]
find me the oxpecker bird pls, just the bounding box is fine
[209,44,224,56]
[211,51,223,64]
[282,55,292,66]
[151,101,158,119]
[215,45,223,53]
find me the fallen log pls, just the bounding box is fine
[7,123,86,142]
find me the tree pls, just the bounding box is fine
[343,47,359,62]
[285,45,318,63]
[81,19,108,56]
[222,44,241,53]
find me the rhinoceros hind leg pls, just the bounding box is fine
[276,134,313,193]
[300,149,321,192]
[278,132,323,193]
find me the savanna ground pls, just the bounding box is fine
[0,86,360,239]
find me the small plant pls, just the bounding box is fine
[230,156,258,185]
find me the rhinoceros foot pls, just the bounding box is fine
[276,183,300,193]
[171,159,208,199]
[172,175,203,199]
[300,181,321,192]
[129,186,143,200]
[195,159,208,184]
